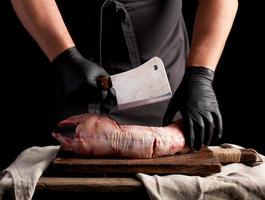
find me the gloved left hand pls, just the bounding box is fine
[163,66,222,150]
[52,47,109,103]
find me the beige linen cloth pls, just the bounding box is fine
[137,144,265,200]
[0,146,60,200]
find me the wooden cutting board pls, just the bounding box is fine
[47,147,221,177]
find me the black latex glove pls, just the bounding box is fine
[52,47,109,103]
[163,66,222,150]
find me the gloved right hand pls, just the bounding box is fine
[52,47,109,103]
[163,67,222,150]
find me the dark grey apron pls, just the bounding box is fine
[57,0,189,126]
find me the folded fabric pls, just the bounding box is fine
[137,144,265,200]
[0,146,60,200]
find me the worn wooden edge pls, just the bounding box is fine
[36,177,142,193]
[48,147,221,177]
[49,164,221,177]
[240,149,259,164]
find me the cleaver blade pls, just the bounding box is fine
[99,57,172,110]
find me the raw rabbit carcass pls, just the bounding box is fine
[53,114,185,158]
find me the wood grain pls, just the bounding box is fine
[37,177,142,193]
[48,147,221,177]
[240,149,259,164]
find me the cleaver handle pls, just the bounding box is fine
[97,76,112,90]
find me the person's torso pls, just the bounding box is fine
[56,0,189,125]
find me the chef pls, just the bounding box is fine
[11,0,238,150]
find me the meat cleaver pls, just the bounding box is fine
[98,57,172,110]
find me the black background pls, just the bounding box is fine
[0,0,264,170]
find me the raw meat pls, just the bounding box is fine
[52,114,185,158]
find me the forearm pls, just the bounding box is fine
[186,0,238,70]
[11,0,74,61]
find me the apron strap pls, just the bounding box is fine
[100,0,141,68]
[115,2,141,68]
[99,0,112,67]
